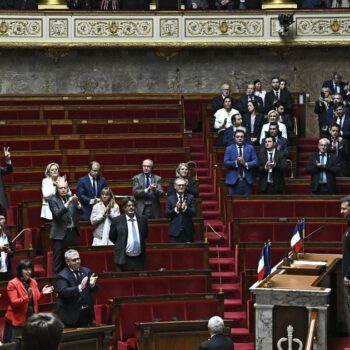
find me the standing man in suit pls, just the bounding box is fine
[0,147,13,216]
[166,178,196,243]
[237,83,263,115]
[333,103,350,140]
[258,136,287,194]
[264,77,293,114]
[77,161,108,221]
[56,249,98,327]
[224,129,258,195]
[132,159,163,219]
[305,138,340,195]
[322,72,346,98]
[212,82,232,113]
[260,122,289,156]
[109,198,148,272]
[48,177,83,275]
[198,316,234,350]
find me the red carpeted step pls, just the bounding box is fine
[202,200,218,211]
[197,168,210,176]
[203,210,222,220]
[231,328,254,343]
[234,342,255,350]
[209,246,232,255]
[224,311,247,327]
[201,192,216,200]
[212,272,239,285]
[224,298,244,309]
[195,159,210,167]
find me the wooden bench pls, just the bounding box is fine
[225,195,342,221]
[232,217,347,244]
[109,293,224,348]
[0,133,187,152]
[0,118,184,136]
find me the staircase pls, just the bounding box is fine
[297,137,318,178]
[189,132,254,350]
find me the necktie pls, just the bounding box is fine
[146,175,150,188]
[275,91,279,100]
[320,153,327,183]
[338,116,343,128]
[73,270,80,282]
[238,146,244,178]
[92,178,97,197]
[268,152,273,183]
[130,219,141,256]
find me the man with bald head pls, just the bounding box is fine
[132,159,163,219]
[77,161,108,221]
[49,177,83,274]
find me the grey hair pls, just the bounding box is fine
[64,249,79,261]
[208,316,224,335]
[341,195,350,206]
[319,138,330,145]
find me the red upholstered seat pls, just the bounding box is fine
[185,300,220,320]
[133,278,169,296]
[152,301,186,321]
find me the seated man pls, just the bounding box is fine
[224,129,258,196]
[305,138,340,194]
[258,136,287,194]
[198,316,234,350]
[166,178,196,243]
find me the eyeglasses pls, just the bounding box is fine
[177,184,186,187]
[71,257,81,262]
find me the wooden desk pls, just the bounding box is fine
[135,320,232,350]
[250,253,342,350]
[60,325,114,350]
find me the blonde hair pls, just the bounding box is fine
[45,162,60,178]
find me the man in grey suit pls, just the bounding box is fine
[48,177,83,275]
[132,159,163,219]
[0,147,13,216]
[109,198,148,272]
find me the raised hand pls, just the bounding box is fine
[3,147,10,160]
[42,284,54,295]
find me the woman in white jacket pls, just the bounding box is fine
[90,187,120,246]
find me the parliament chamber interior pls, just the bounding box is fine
[0,1,350,350]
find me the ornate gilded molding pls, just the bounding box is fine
[0,19,42,37]
[74,18,153,37]
[297,17,350,36]
[49,18,68,38]
[0,11,349,47]
[160,18,179,38]
[185,18,263,37]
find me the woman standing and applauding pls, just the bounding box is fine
[3,260,54,347]
[90,187,120,246]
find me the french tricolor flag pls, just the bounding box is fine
[291,221,304,253]
[257,246,266,281]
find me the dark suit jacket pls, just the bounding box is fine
[258,149,287,193]
[260,136,289,156]
[322,79,346,97]
[167,178,199,198]
[48,194,83,240]
[77,175,108,221]
[305,152,340,194]
[338,115,350,140]
[264,89,293,114]
[198,334,234,350]
[237,95,263,115]
[109,213,148,266]
[166,193,196,240]
[0,162,13,209]
[56,266,96,327]
[224,143,258,185]
[243,113,264,143]
[132,173,163,218]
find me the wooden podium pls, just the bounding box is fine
[250,253,343,350]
